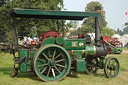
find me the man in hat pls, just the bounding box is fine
[82,28,88,38]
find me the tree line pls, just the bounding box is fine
[71,2,114,38]
[0,0,64,42]
[0,1,115,42]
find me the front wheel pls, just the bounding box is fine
[104,56,120,78]
[33,44,71,82]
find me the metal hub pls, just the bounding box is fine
[49,60,55,66]
[109,66,116,70]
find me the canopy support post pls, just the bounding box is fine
[11,14,18,52]
[57,19,59,32]
[62,19,64,38]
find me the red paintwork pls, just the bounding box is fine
[39,30,60,42]
[108,48,111,54]
[68,32,81,39]
[78,33,82,38]
[100,36,111,44]
[31,41,36,46]
[111,37,121,46]
[100,36,112,54]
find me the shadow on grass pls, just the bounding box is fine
[0,66,42,82]
[82,72,105,78]
[0,50,10,54]
[0,66,105,81]
[0,67,12,75]
[94,73,105,77]
[67,74,79,78]
[16,72,42,82]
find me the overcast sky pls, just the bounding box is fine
[63,0,128,31]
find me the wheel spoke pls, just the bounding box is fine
[47,67,51,77]
[52,50,56,59]
[56,59,65,63]
[48,49,50,59]
[111,60,114,65]
[56,64,65,68]
[113,61,116,64]
[42,53,49,60]
[112,60,115,64]
[38,59,47,63]
[110,70,112,75]
[112,61,116,66]
[108,60,110,66]
[38,63,48,68]
[52,68,55,77]
[107,68,109,73]
[54,66,61,74]
[115,62,117,67]
[116,63,119,67]
[114,69,116,74]
[41,66,47,74]
[54,53,62,60]
[110,60,112,66]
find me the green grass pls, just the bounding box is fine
[0,50,128,85]
[122,47,128,50]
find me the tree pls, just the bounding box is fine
[0,0,5,7]
[0,0,12,42]
[117,28,124,36]
[123,22,128,34]
[71,27,83,36]
[0,0,64,41]
[117,22,128,36]
[82,1,107,32]
[117,28,120,34]
[65,22,73,33]
[101,27,114,38]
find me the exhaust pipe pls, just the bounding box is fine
[95,6,101,45]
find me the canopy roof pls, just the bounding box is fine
[11,8,100,20]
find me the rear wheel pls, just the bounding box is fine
[104,56,119,78]
[33,44,71,82]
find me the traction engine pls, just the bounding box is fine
[10,8,120,82]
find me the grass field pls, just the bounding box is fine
[0,49,128,85]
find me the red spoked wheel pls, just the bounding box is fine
[39,30,60,41]
[100,36,112,53]
[100,36,111,44]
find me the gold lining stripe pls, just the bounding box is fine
[71,50,74,55]
[82,50,85,56]
[93,45,96,56]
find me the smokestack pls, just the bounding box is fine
[95,6,101,45]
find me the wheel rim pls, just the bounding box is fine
[105,57,119,78]
[34,45,71,81]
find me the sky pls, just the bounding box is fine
[63,0,128,31]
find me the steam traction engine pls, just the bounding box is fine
[10,8,120,82]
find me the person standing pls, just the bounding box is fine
[127,42,128,49]
[121,41,123,47]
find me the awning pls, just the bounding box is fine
[10,8,100,20]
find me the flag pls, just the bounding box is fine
[125,12,127,16]
[124,12,128,19]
